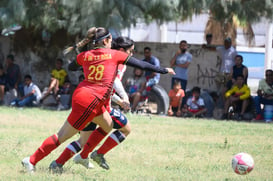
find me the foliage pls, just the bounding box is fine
[0,0,272,36]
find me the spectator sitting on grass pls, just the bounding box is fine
[125,68,146,112]
[222,74,251,120]
[168,80,185,117]
[254,69,273,120]
[10,74,42,107]
[182,86,207,118]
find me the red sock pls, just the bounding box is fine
[97,130,125,155]
[56,141,81,165]
[30,134,60,165]
[80,127,107,159]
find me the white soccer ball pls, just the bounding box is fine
[232,152,254,175]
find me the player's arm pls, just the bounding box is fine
[126,57,175,75]
[113,78,129,102]
[112,77,130,110]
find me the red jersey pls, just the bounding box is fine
[116,64,127,80]
[105,64,128,112]
[77,48,129,102]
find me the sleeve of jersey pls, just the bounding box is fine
[126,56,168,74]
[225,87,235,98]
[112,93,122,104]
[115,50,130,64]
[113,78,129,101]
[76,52,85,66]
[239,86,250,100]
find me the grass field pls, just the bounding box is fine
[0,107,273,181]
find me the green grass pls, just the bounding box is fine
[0,107,273,181]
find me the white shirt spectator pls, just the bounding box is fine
[216,46,237,73]
[24,82,42,102]
[186,96,205,110]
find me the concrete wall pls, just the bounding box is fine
[0,37,231,93]
[125,42,221,93]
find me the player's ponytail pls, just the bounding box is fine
[63,27,97,55]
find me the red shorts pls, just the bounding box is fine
[67,87,106,130]
[188,108,202,114]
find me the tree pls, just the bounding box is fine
[203,0,273,46]
[0,0,273,48]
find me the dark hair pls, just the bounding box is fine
[56,58,63,64]
[206,34,212,38]
[134,68,143,74]
[144,47,151,52]
[7,54,14,61]
[224,37,232,43]
[235,74,244,80]
[94,28,111,44]
[265,69,273,74]
[112,36,134,51]
[180,40,187,44]
[235,55,243,61]
[192,86,200,93]
[24,74,32,80]
[63,27,110,55]
[173,80,181,87]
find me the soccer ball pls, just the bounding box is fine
[232,152,254,175]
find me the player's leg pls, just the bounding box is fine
[49,123,97,173]
[22,120,79,173]
[74,109,113,168]
[79,110,113,159]
[91,109,130,170]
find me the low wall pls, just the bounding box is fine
[0,37,256,94]
[125,42,221,93]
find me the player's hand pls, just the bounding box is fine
[165,68,175,75]
[121,99,130,110]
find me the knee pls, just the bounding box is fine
[78,137,87,148]
[103,121,113,133]
[124,126,131,136]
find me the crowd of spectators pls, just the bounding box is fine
[1,36,272,123]
[0,55,75,110]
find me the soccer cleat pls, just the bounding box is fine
[21,157,35,173]
[73,154,94,169]
[49,160,63,174]
[90,150,109,170]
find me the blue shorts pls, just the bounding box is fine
[82,109,128,131]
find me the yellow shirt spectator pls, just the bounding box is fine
[51,68,67,87]
[225,84,250,100]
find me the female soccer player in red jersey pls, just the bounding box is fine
[49,36,134,173]
[22,27,175,173]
